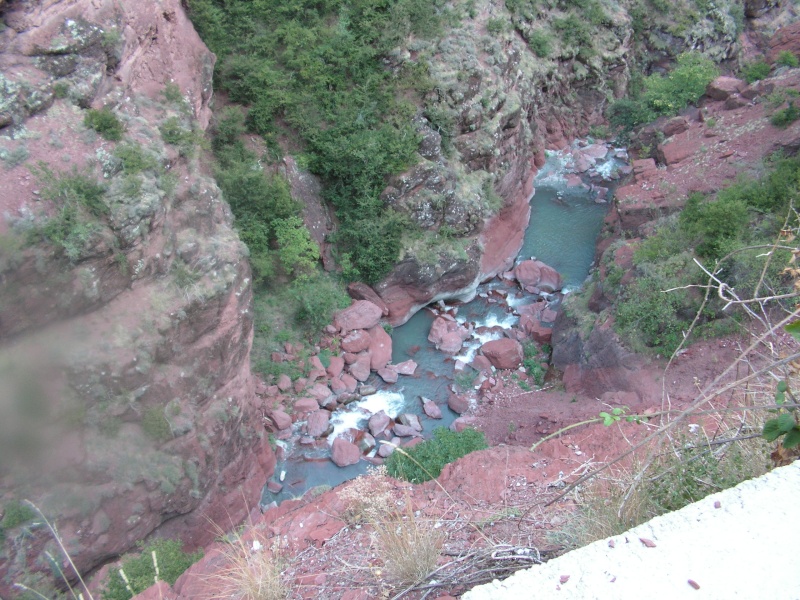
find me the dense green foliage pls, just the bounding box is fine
[741,60,771,84]
[210,108,306,284]
[102,539,202,600]
[186,0,449,283]
[608,52,718,131]
[385,427,488,483]
[612,156,800,354]
[84,107,124,141]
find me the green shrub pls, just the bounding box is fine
[679,192,749,260]
[141,406,171,441]
[742,60,771,84]
[527,30,552,58]
[186,0,445,283]
[608,53,717,132]
[273,216,320,277]
[523,359,546,386]
[1,500,36,529]
[775,50,799,68]
[84,107,124,141]
[114,143,157,174]
[159,117,196,154]
[28,165,107,261]
[386,427,488,483]
[102,539,202,600]
[53,82,70,98]
[486,18,506,34]
[771,101,800,128]
[290,273,350,335]
[643,52,718,116]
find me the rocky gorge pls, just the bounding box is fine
[2,0,800,597]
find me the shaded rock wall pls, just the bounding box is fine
[0,0,272,593]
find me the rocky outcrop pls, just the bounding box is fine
[366,0,750,325]
[0,0,273,593]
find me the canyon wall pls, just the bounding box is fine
[367,0,751,325]
[0,0,273,593]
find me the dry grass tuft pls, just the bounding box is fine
[371,505,445,588]
[207,526,288,600]
[338,465,395,525]
[554,423,770,550]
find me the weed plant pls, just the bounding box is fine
[372,506,444,587]
[102,539,202,600]
[84,108,124,141]
[741,60,771,83]
[205,526,287,600]
[386,427,488,483]
[775,50,799,69]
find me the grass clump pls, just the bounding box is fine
[84,107,124,141]
[207,526,287,600]
[741,60,771,84]
[770,101,800,128]
[141,406,172,442]
[2,500,37,529]
[386,427,488,483]
[27,164,108,261]
[372,506,444,588]
[102,539,202,600]
[775,50,799,69]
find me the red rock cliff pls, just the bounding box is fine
[0,0,273,593]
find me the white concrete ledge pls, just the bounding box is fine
[464,461,800,599]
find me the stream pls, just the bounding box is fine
[262,143,625,506]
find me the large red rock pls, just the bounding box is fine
[306,410,331,438]
[448,393,471,414]
[331,438,361,467]
[293,397,319,414]
[428,316,469,353]
[481,338,523,369]
[514,260,562,293]
[326,355,345,378]
[333,300,383,334]
[347,282,389,316]
[368,325,392,371]
[393,359,418,375]
[368,411,393,437]
[422,398,443,419]
[377,368,398,383]
[348,353,372,382]
[340,373,358,393]
[658,132,696,165]
[341,329,371,353]
[705,76,746,101]
[271,410,292,431]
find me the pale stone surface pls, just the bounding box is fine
[464,462,800,600]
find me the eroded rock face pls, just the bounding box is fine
[0,0,272,593]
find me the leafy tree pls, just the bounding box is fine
[274,216,320,276]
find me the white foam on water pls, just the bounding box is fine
[475,311,518,330]
[328,390,406,443]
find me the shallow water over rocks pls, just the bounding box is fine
[261,142,625,506]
